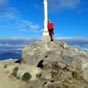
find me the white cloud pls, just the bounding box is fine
[48,0,80,12]
[16,20,40,33]
[56,37,88,49]
[30,24,40,32]
[0,7,41,34]
[0,37,88,51]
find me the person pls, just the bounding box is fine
[47,20,54,41]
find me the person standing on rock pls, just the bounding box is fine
[47,20,54,41]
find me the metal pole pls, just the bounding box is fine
[42,0,50,42]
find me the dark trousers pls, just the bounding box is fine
[48,29,54,41]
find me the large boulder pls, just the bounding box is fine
[5,63,42,81]
[22,41,67,66]
[22,41,88,83]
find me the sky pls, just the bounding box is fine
[0,0,88,38]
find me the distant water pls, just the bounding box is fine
[0,38,88,60]
[0,50,22,60]
[0,39,36,60]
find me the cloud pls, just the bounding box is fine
[16,20,41,33]
[0,38,37,50]
[0,37,88,51]
[48,0,80,12]
[57,37,88,50]
[0,8,20,22]
[0,7,41,36]
[30,24,40,32]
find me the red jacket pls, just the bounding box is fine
[47,22,54,30]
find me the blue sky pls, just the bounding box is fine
[0,0,88,38]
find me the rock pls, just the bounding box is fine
[40,68,52,79]
[0,59,18,69]
[5,63,19,76]
[0,61,42,81]
[0,64,20,88]
[17,64,42,81]
[23,41,87,68]
[22,41,88,88]
[22,41,66,66]
[0,41,88,88]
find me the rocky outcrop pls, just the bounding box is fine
[22,41,88,88]
[0,41,88,88]
[16,64,42,81]
[0,59,17,68]
[0,60,41,88]
[22,41,67,66]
